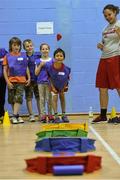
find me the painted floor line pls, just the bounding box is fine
[89,125,120,165]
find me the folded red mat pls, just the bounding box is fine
[25,154,102,174]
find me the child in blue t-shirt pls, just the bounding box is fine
[40,48,71,123]
[23,39,41,122]
[3,37,30,124]
[35,43,54,123]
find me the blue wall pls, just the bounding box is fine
[0,0,120,114]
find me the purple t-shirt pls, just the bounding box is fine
[27,52,41,81]
[45,62,71,91]
[35,57,53,84]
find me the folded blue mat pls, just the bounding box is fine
[35,137,96,152]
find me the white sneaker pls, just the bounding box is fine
[11,117,18,124]
[29,115,35,122]
[38,115,41,121]
[17,117,24,123]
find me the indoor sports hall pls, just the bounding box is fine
[0,0,120,179]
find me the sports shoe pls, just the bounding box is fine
[108,117,117,123]
[91,115,107,124]
[29,115,35,122]
[108,116,120,124]
[17,117,24,123]
[11,117,18,124]
[54,117,63,123]
[0,116,3,124]
[61,115,69,123]
[48,115,54,123]
[40,115,47,123]
[115,117,120,123]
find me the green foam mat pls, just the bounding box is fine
[36,129,88,141]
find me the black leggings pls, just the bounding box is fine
[0,77,6,117]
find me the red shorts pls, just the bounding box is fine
[96,55,120,89]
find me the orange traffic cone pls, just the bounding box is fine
[3,111,11,127]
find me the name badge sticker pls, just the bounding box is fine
[17,57,23,61]
[0,58,3,62]
[58,72,65,75]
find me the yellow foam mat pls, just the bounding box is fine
[42,123,88,131]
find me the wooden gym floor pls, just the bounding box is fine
[0,115,120,180]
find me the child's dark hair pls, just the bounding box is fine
[54,48,65,59]
[103,4,119,15]
[40,43,50,50]
[9,37,22,52]
[23,39,32,49]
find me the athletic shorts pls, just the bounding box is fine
[96,55,120,89]
[8,83,25,104]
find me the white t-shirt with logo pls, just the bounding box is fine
[101,20,120,59]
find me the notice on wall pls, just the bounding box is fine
[36,22,54,34]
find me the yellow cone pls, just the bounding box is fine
[3,111,11,127]
[110,107,117,119]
